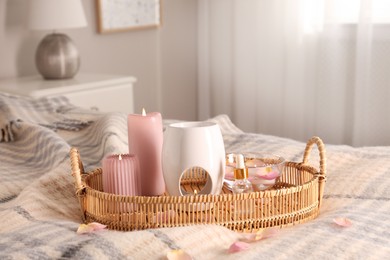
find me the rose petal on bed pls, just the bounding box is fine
[240,227,279,242]
[239,233,257,243]
[88,222,107,231]
[166,249,192,260]
[333,217,352,227]
[76,222,107,234]
[77,224,94,234]
[227,241,250,253]
[256,227,279,240]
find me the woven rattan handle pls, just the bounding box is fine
[302,136,326,178]
[70,147,87,222]
[70,147,85,192]
[302,136,327,209]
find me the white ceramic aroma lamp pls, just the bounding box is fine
[162,122,225,196]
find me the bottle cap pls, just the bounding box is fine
[234,154,248,179]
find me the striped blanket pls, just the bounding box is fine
[0,93,389,259]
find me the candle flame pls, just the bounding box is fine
[119,154,122,160]
[194,189,198,195]
[142,108,146,116]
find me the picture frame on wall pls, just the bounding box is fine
[96,0,161,33]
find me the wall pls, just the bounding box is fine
[0,0,198,120]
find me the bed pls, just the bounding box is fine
[0,93,389,259]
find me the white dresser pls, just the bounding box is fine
[0,73,136,113]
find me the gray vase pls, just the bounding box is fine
[35,33,80,80]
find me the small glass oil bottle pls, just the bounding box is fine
[232,154,253,194]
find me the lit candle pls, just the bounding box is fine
[102,154,141,196]
[127,108,165,196]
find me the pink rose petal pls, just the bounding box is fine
[227,241,250,253]
[240,234,257,243]
[240,227,279,242]
[333,217,352,227]
[258,171,279,180]
[77,222,107,234]
[258,227,279,239]
[77,224,94,234]
[166,249,192,260]
[88,222,107,231]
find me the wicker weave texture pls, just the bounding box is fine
[70,136,326,232]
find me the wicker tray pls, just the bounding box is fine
[70,136,326,232]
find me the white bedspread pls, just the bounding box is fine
[0,93,389,259]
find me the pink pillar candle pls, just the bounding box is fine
[102,154,141,196]
[127,110,165,196]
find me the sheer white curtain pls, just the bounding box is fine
[198,0,390,146]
